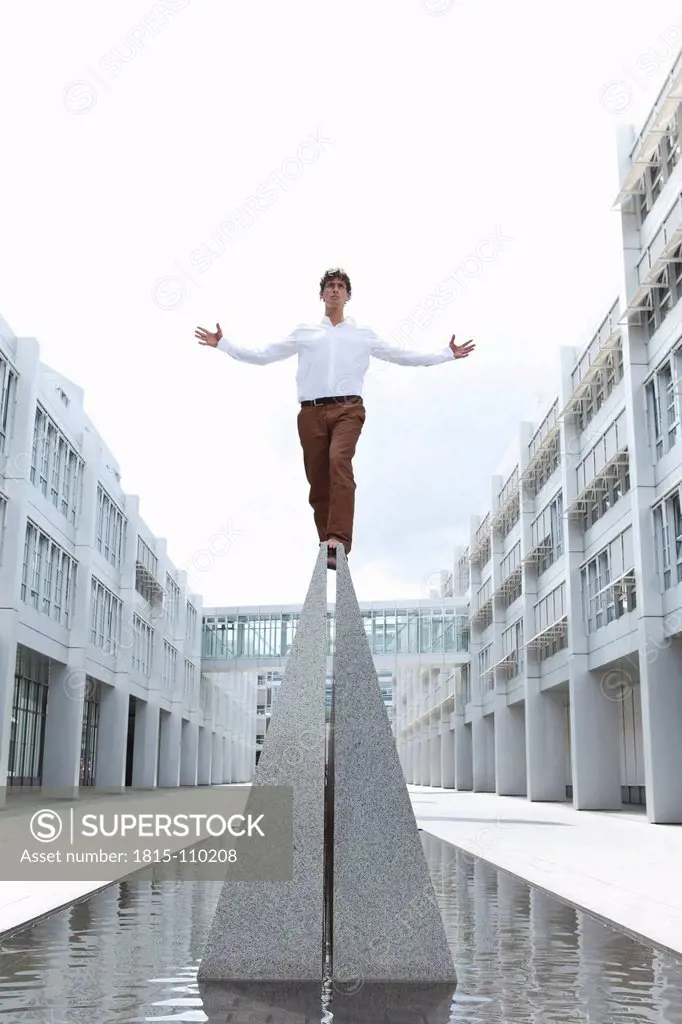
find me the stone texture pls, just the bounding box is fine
[330,546,457,984]
[197,544,329,981]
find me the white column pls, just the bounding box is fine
[419,725,430,785]
[454,720,473,790]
[132,700,159,787]
[42,665,85,791]
[429,722,441,787]
[472,715,493,791]
[211,731,224,783]
[222,735,231,782]
[639,642,682,821]
[440,712,455,789]
[222,727,232,783]
[569,661,621,809]
[158,710,182,787]
[525,679,568,801]
[97,686,129,787]
[197,725,212,784]
[0,614,19,804]
[405,734,412,784]
[495,701,527,796]
[180,720,199,785]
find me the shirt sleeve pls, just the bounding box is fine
[216,327,302,365]
[368,329,453,366]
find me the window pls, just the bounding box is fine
[576,412,630,529]
[165,573,180,635]
[531,435,561,495]
[0,354,17,456]
[21,521,77,626]
[478,642,494,692]
[644,248,682,341]
[184,658,196,703]
[637,126,680,225]
[8,647,49,786]
[0,494,6,565]
[96,484,127,568]
[580,528,636,633]
[473,578,493,631]
[495,468,520,538]
[650,154,663,204]
[533,582,565,635]
[666,129,681,175]
[530,491,564,573]
[531,583,567,661]
[460,663,471,705]
[200,672,212,713]
[132,615,154,676]
[471,514,491,568]
[575,344,625,434]
[135,536,163,604]
[501,619,524,678]
[186,601,197,645]
[90,576,123,655]
[500,540,521,577]
[162,640,177,692]
[653,487,682,589]
[502,573,522,607]
[30,405,84,524]
[646,350,682,460]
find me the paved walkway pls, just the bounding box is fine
[412,786,682,957]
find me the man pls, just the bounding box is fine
[195,268,475,570]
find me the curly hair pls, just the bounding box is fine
[319,268,351,298]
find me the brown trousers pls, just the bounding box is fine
[297,400,366,555]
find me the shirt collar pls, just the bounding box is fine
[321,315,355,326]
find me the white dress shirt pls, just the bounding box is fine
[216,315,454,402]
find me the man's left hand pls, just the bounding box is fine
[449,335,475,359]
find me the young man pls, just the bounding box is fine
[195,269,475,570]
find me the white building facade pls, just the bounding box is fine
[0,324,255,802]
[397,53,682,824]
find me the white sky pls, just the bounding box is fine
[1,0,681,606]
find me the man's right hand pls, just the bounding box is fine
[195,322,223,347]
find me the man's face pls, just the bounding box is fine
[322,277,348,307]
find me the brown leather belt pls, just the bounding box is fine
[300,395,363,407]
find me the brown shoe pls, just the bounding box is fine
[327,537,344,570]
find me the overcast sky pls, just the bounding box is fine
[1,0,681,606]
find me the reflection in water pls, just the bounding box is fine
[0,837,682,1022]
[197,980,457,1023]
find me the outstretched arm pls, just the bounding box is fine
[195,323,300,364]
[369,330,475,366]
